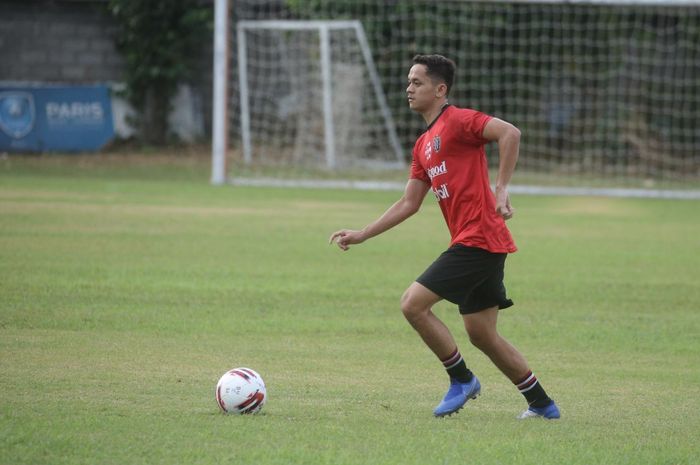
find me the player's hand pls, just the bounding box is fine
[328,229,365,251]
[495,187,514,220]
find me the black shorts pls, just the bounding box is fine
[416,244,514,315]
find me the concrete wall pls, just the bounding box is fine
[0,0,124,83]
[0,0,213,139]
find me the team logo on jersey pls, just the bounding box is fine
[0,91,35,139]
[432,135,441,153]
[424,140,432,160]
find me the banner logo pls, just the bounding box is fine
[0,92,36,139]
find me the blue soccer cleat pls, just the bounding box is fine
[517,400,561,419]
[433,376,481,417]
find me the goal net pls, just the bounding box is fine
[218,0,700,195]
[236,19,404,172]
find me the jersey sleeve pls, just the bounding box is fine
[409,142,430,183]
[460,109,493,145]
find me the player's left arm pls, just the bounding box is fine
[482,118,521,220]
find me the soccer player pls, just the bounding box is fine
[329,54,560,419]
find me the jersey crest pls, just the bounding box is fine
[432,135,441,153]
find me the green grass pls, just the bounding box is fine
[1,155,699,465]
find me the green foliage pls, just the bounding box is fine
[108,0,211,144]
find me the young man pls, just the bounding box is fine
[329,54,560,419]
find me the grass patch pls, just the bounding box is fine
[1,154,699,464]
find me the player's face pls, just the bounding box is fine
[406,64,439,113]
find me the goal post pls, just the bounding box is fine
[210,0,229,185]
[236,20,405,170]
[214,0,700,197]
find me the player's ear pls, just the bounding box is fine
[435,82,448,98]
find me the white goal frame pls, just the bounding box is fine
[211,11,404,184]
[236,20,403,172]
[236,19,404,171]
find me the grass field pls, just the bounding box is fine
[1,154,699,465]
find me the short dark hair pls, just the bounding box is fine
[412,54,456,95]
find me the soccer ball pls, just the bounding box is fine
[215,367,267,414]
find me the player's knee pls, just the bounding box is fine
[400,291,426,322]
[466,325,496,351]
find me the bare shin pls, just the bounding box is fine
[463,307,530,382]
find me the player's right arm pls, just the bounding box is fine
[329,179,431,251]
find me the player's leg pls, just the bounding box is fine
[460,250,560,420]
[462,307,529,379]
[400,281,456,358]
[401,281,480,417]
[462,307,560,419]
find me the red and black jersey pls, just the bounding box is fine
[410,105,517,253]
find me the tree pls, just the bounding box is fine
[108,0,211,145]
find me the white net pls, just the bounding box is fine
[236,20,404,171]
[227,0,700,191]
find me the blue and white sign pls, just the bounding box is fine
[0,84,114,152]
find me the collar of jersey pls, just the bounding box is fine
[426,103,452,131]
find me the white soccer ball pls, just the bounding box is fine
[215,367,267,414]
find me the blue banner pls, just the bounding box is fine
[0,84,114,152]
